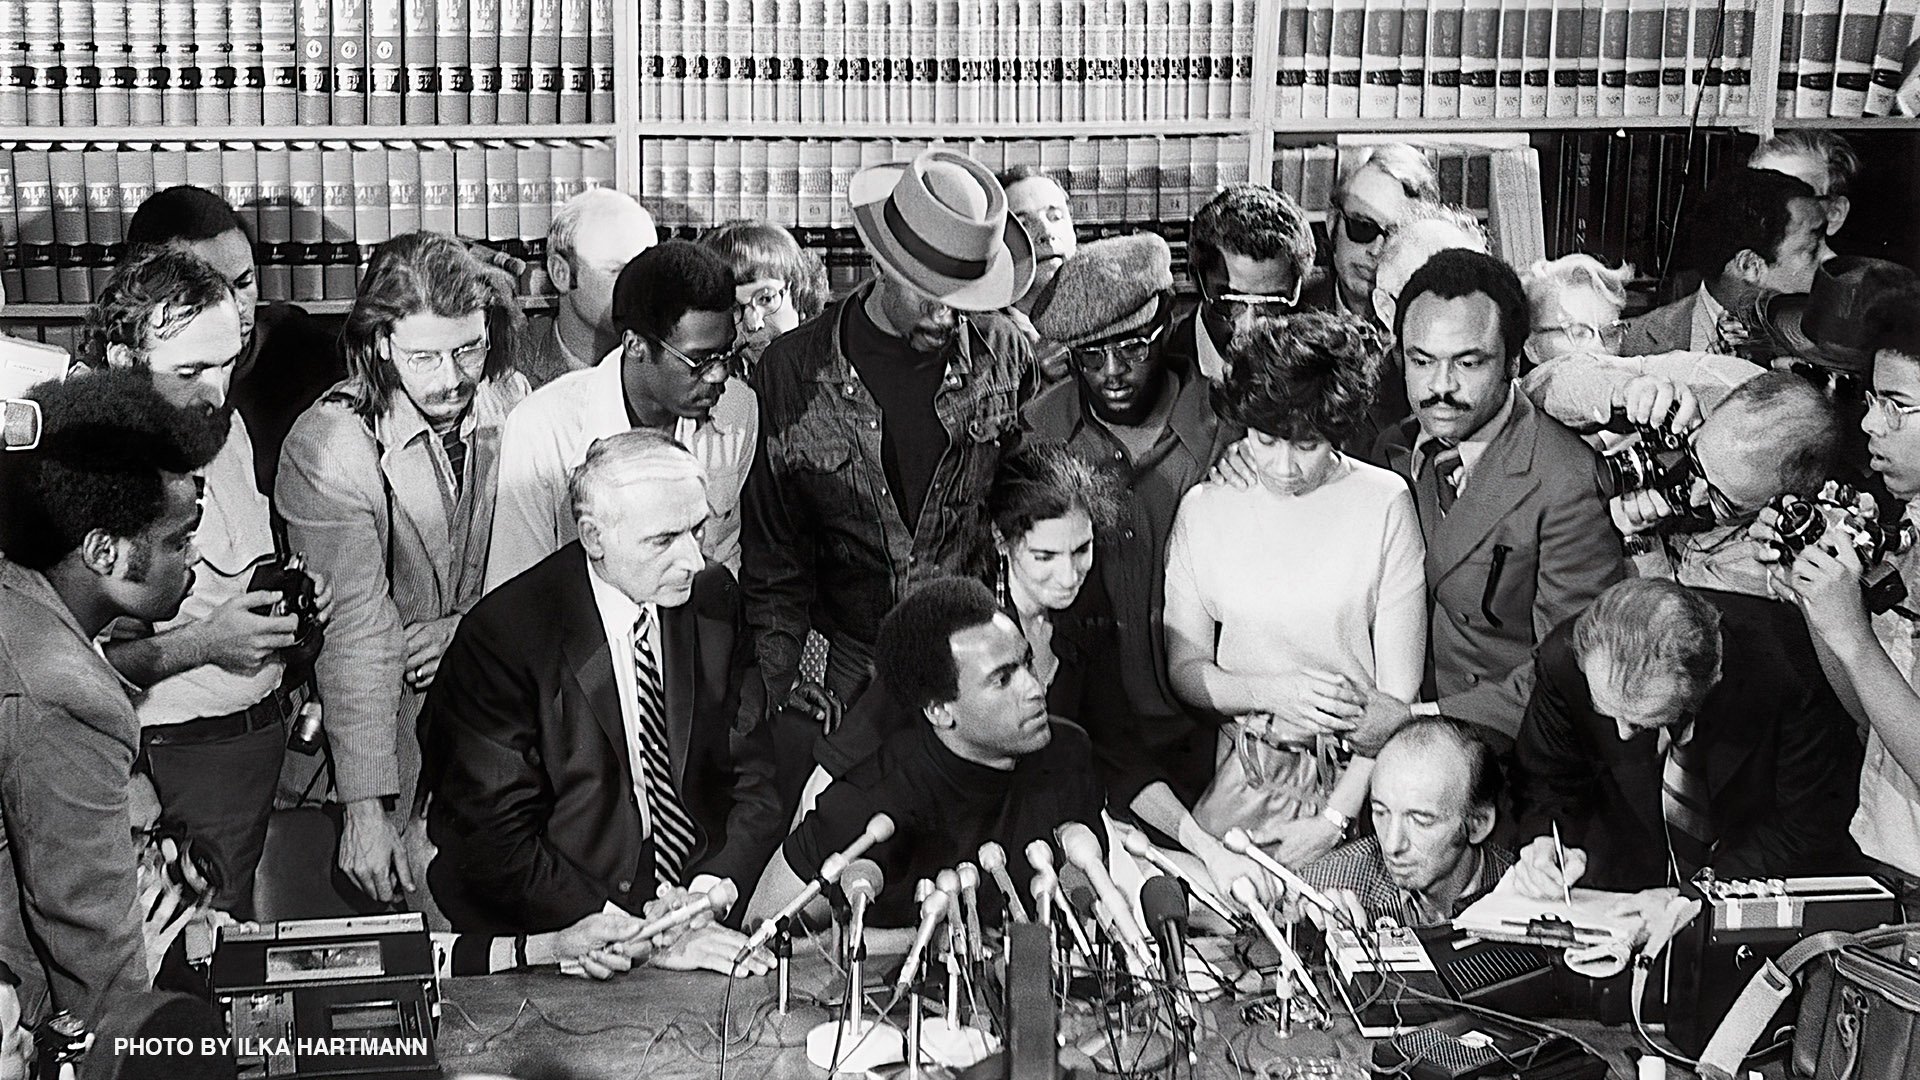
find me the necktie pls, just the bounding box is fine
[1662,733,1715,878]
[1428,442,1464,516]
[440,429,467,499]
[633,607,697,891]
[1709,312,1750,357]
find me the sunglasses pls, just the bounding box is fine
[1787,360,1866,401]
[1200,279,1303,319]
[1337,212,1392,246]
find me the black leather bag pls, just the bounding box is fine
[1790,924,1920,1080]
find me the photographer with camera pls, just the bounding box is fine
[1759,287,1920,918]
[0,368,219,1025]
[78,247,334,921]
[1610,370,1842,598]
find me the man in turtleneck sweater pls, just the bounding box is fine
[751,577,1103,930]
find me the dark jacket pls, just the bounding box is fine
[0,561,145,1024]
[419,545,781,934]
[234,302,346,495]
[740,283,1035,700]
[1513,589,1862,891]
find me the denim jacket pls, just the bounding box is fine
[741,282,1035,699]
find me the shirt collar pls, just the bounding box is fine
[1690,285,1728,353]
[1400,845,1496,923]
[376,382,477,452]
[585,559,644,642]
[1193,315,1228,383]
[1415,384,1517,466]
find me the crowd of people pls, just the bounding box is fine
[1,129,1917,1061]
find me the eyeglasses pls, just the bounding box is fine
[1866,390,1920,431]
[1532,320,1623,352]
[1068,322,1168,373]
[1200,279,1303,319]
[1787,360,1866,401]
[1337,212,1392,246]
[646,333,745,378]
[391,334,490,374]
[735,283,790,320]
[1683,442,1746,522]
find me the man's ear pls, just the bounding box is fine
[104,342,137,370]
[79,530,120,578]
[1466,805,1497,846]
[924,701,955,730]
[1826,195,1851,236]
[576,515,604,560]
[548,250,573,294]
[1727,248,1769,286]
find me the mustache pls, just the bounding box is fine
[1420,394,1471,410]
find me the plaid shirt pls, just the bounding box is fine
[1299,837,1516,928]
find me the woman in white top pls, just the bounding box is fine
[1164,312,1428,867]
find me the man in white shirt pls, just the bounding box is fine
[421,430,781,972]
[514,189,658,390]
[487,240,759,589]
[1616,168,1832,357]
[84,246,333,920]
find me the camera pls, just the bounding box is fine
[247,553,324,676]
[1765,480,1915,614]
[1601,424,1696,509]
[137,823,225,914]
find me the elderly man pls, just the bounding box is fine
[488,240,758,587]
[1370,251,1625,743]
[1301,718,1513,929]
[1511,579,1858,895]
[277,233,531,906]
[516,189,659,389]
[84,247,333,919]
[1168,183,1318,384]
[0,370,217,1023]
[420,430,782,973]
[1000,165,1079,383]
[1302,144,1441,322]
[1750,130,1859,239]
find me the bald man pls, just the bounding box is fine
[517,189,659,388]
[421,430,781,973]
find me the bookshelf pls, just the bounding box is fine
[0,0,1915,336]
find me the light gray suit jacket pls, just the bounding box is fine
[1615,295,1696,356]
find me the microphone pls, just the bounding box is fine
[741,813,895,956]
[1051,865,1099,961]
[1221,827,1341,920]
[1140,875,1191,996]
[2,398,39,451]
[976,842,1031,923]
[629,879,736,941]
[1057,822,1154,971]
[840,859,882,946]
[1230,878,1327,1010]
[956,862,984,962]
[893,884,954,1001]
[1120,830,1238,925]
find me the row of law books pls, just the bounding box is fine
[1779,0,1920,118]
[1540,126,1749,287]
[639,134,1254,230]
[0,140,616,304]
[0,0,617,128]
[638,0,1259,124]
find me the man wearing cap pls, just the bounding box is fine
[1023,233,1235,825]
[740,149,1037,758]
[487,241,758,591]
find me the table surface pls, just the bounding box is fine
[435,958,1700,1080]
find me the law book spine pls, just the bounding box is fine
[765,137,797,224]
[1041,0,1066,122]
[230,0,265,122]
[656,0,685,121]
[1360,0,1404,118]
[516,142,550,287]
[319,142,355,297]
[255,144,293,300]
[1776,0,1803,116]
[2,2,35,126]
[193,0,228,123]
[1623,0,1659,116]
[1831,0,1878,115]
[0,153,17,303]
[1301,0,1333,116]
[684,135,713,225]
[1713,0,1751,116]
[1493,0,1524,115]
[884,0,909,121]
[482,142,515,249]
[327,0,363,122]
[825,138,856,227]
[710,136,740,218]
[23,2,59,126]
[1795,0,1840,117]
[1122,134,1153,220]
[80,147,118,297]
[1206,0,1232,119]
[1176,0,1203,118]
[1655,0,1687,115]
[386,142,420,236]
[1015,0,1039,121]
[1865,0,1917,115]
[1119,0,1144,120]
[1546,0,1579,116]
[1272,0,1306,118]
[156,0,194,122]
[350,143,388,285]
[639,0,662,117]
[490,0,522,122]
[1231,0,1254,115]
[581,141,610,193]
[1597,0,1625,114]
[793,0,820,122]
[152,138,188,188]
[528,0,559,121]
[1155,133,1188,221]
[221,144,257,239]
[911,0,936,119]
[1397,0,1428,117]
[679,0,705,121]
[1094,135,1125,220]
[431,0,468,121]
[401,0,433,122]
[1575,0,1601,115]
[1457,0,1497,116]
[287,143,323,301]
[1188,132,1219,202]
[721,0,749,120]
[418,142,454,234]
[57,0,96,124]
[737,137,767,219]
[113,147,154,274]
[790,137,826,227]
[761,0,788,121]
[48,148,86,301]
[1065,136,1096,223]
[1423,0,1463,118]
[1327,0,1363,117]
[839,0,865,123]
[451,140,485,241]
[294,0,331,124]
[1521,0,1552,116]
[653,136,685,228]
[1142,0,1167,119]
[13,147,54,303]
[365,0,401,122]
[557,0,587,120]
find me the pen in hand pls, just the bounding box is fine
[1551,821,1573,908]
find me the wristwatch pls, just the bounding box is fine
[1318,807,1353,832]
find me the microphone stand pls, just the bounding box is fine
[774,917,793,1016]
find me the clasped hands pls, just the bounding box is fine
[551,884,774,980]
[1239,671,1412,757]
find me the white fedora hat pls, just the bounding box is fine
[850,148,1036,312]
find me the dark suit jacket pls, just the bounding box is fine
[1379,392,1627,739]
[1615,295,1696,357]
[419,544,781,935]
[1513,589,1861,891]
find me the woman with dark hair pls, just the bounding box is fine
[275,231,530,917]
[698,219,828,376]
[1164,312,1427,867]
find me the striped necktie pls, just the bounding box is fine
[1661,731,1715,878]
[633,607,697,891]
[1427,442,1464,516]
[440,428,467,498]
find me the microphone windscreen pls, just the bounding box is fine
[1059,865,1097,918]
[840,858,883,898]
[2,400,39,450]
[1139,874,1189,931]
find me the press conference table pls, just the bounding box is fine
[435,956,1737,1080]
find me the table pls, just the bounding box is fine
[435,958,1687,1080]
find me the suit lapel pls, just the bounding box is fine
[1596,722,1668,838]
[558,556,632,790]
[658,598,697,787]
[379,433,454,601]
[1429,396,1542,587]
